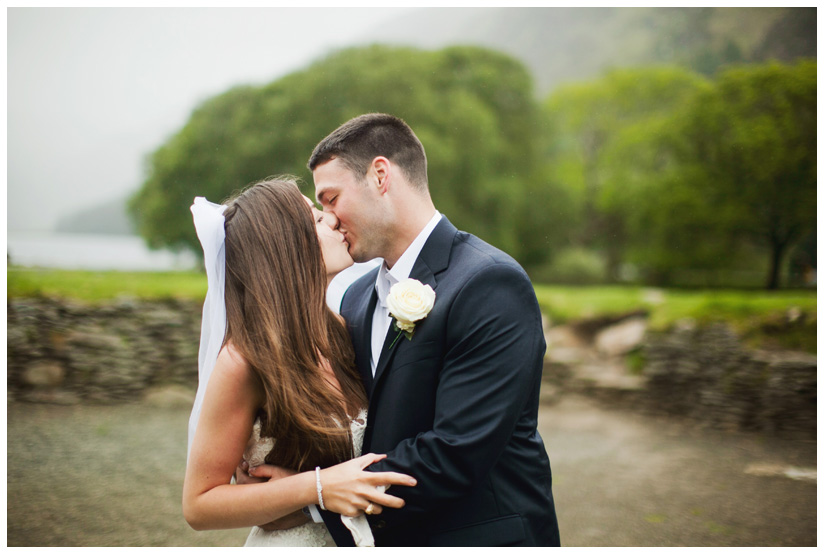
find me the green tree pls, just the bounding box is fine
[543,66,709,281]
[130,45,550,265]
[670,60,816,289]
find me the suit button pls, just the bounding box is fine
[375,520,387,529]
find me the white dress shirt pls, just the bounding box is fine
[370,211,442,375]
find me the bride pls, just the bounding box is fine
[182,178,416,546]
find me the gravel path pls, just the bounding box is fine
[542,395,816,546]
[7,395,816,547]
[7,401,247,547]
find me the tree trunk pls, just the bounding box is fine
[766,240,787,290]
[603,215,626,283]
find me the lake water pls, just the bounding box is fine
[7,232,199,271]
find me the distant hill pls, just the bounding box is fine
[375,6,815,94]
[54,195,136,235]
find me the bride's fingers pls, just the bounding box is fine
[368,471,417,488]
[365,490,406,510]
[356,452,387,469]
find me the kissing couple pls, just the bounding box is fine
[182,113,561,547]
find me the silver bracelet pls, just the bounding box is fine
[315,466,326,510]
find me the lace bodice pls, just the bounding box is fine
[244,408,368,467]
[243,409,369,547]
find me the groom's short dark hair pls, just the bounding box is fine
[308,113,428,191]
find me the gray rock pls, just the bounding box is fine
[66,329,127,351]
[546,325,587,350]
[22,361,65,388]
[595,317,647,356]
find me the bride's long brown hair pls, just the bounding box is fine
[222,177,366,472]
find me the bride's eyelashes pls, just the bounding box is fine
[311,207,326,225]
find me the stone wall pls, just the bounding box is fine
[642,323,817,439]
[8,298,817,439]
[543,314,816,440]
[8,298,202,404]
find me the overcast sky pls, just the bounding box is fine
[7,7,419,232]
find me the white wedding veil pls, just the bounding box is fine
[188,196,228,457]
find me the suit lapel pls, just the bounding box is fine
[371,217,457,387]
[342,272,379,398]
[359,291,379,397]
[372,319,403,387]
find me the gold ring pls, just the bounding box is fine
[365,503,375,515]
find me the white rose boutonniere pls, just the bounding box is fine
[386,278,435,348]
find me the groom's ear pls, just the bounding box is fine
[368,156,391,195]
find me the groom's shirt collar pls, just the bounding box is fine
[375,211,442,307]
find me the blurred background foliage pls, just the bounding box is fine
[128,7,816,291]
[129,45,552,267]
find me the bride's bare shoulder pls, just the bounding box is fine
[215,342,253,380]
[212,341,263,404]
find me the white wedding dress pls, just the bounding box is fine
[243,409,369,547]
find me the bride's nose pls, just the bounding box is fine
[323,211,339,230]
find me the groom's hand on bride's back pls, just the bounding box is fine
[235,461,310,531]
[237,460,297,482]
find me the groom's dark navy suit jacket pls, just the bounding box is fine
[323,217,560,547]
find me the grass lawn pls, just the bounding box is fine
[533,284,816,327]
[8,267,816,352]
[7,267,207,302]
[534,284,816,352]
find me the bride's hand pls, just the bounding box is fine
[319,453,416,517]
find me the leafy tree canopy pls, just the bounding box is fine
[542,60,815,289]
[129,45,547,264]
[668,59,816,289]
[543,66,710,280]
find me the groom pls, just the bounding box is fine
[309,113,560,546]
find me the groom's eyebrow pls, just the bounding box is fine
[316,187,332,205]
